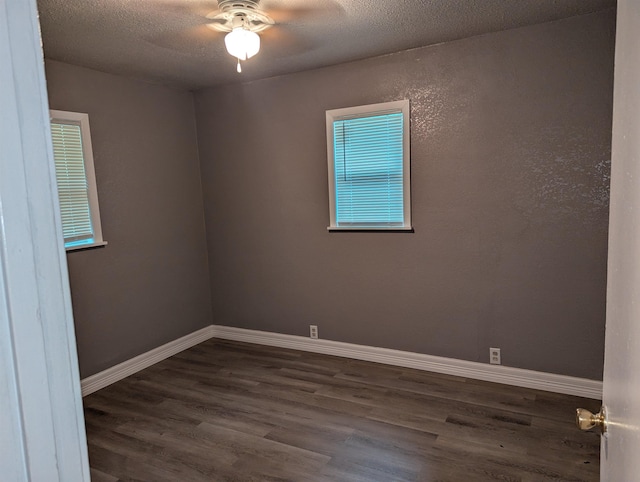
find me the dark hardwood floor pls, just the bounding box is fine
[84,339,601,481]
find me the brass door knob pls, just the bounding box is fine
[575,407,607,433]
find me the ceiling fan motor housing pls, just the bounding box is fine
[208,0,274,33]
[218,0,261,11]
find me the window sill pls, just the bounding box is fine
[65,241,108,252]
[327,227,414,233]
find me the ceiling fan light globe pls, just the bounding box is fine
[225,28,260,61]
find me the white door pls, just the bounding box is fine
[599,0,640,480]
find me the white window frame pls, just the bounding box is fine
[50,110,106,251]
[326,99,412,231]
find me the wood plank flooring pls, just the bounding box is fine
[83,339,601,481]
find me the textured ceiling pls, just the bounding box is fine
[36,0,616,90]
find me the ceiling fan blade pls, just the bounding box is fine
[149,0,220,18]
[206,17,228,26]
[205,11,227,21]
[261,0,344,23]
[147,24,222,53]
[247,19,273,29]
[259,26,312,57]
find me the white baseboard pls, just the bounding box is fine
[81,326,215,396]
[210,325,603,399]
[81,324,603,400]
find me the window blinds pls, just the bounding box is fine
[333,112,404,226]
[51,122,94,243]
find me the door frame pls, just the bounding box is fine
[0,0,90,479]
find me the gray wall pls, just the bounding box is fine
[45,60,212,378]
[194,11,614,379]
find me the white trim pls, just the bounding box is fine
[327,227,414,231]
[66,240,108,252]
[81,324,603,400]
[210,325,603,399]
[81,326,216,396]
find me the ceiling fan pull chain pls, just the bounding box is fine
[237,58,242,73]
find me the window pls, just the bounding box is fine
[326,99,411,230]
[50,110,106,250]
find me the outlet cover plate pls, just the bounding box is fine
[490,347,501,365]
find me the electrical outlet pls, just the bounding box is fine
[490,347,501,365]
[310,325,318,339]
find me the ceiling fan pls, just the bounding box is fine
[152,0,343,74]
[149,0,343,74]
[205,1,275,72]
